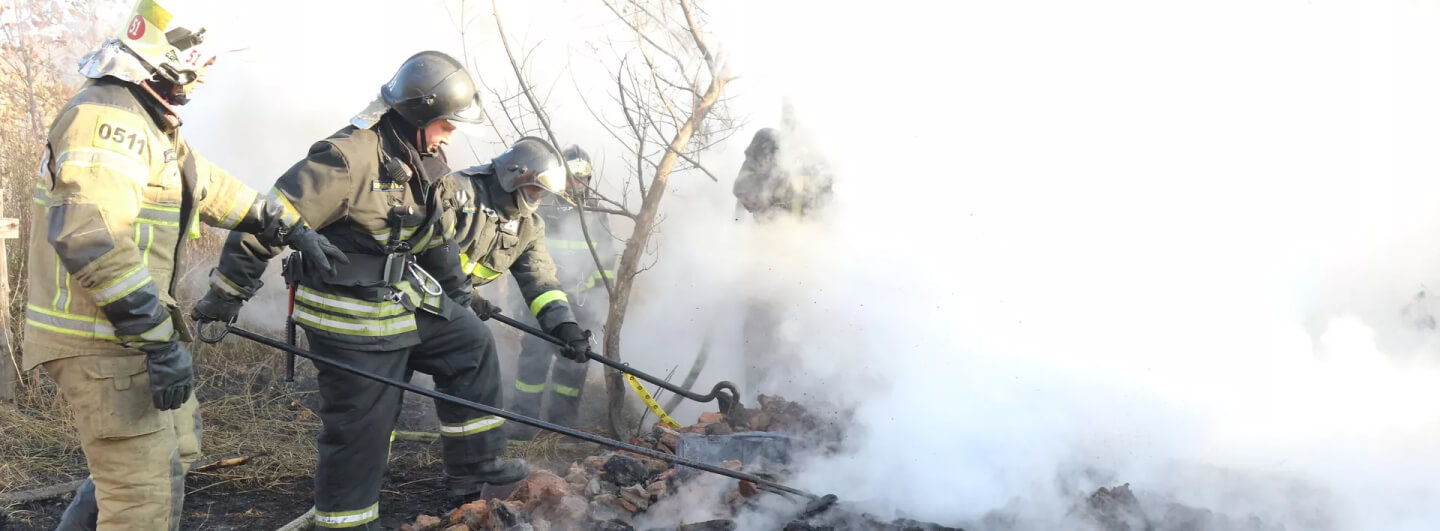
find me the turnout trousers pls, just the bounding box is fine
[512,298,597,426]
[45,354,203,531]
[309,310,506,529]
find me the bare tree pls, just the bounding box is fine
[475,0,733,437]
[591,0,731,437]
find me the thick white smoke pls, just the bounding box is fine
[662,0,1440,529]
[157,0,1440,528]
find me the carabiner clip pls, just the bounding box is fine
[408,262,444,296]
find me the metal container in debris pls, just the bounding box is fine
[675,432,797,478]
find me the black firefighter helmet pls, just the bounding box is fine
[493,137,567,215]
[381,51,484,128]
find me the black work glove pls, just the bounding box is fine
[138,341,193,411]
[192,288,244,324]
[286,225,348,276]
[471,296,503,321]
[552,322,593,363]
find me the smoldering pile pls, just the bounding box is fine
[399,395,959,531]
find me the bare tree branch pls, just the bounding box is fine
[494,0,615,298]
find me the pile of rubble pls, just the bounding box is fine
[400,394,876,531]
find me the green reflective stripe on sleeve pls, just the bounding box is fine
[32,184,48,205]
[529,290,568,316]
[120,318,174,344]
[580,270,615,291]
[515,380,545,394]
[93,265,152,305]
[212,271,248,298]
[293,308,417,336]
[295,287,409,318]
[552,383,580,397]
[271,189,301,219]
[475,262,503,281]
[439,416,505,437]
[217,189,259,229]
[314,503,380,528]
[26,305,117,340]
[546,239,596,251]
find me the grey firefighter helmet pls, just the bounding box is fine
[493,137,567,213]
[381,51,484,128]
[561,144,593,199]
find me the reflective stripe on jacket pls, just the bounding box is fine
[24,77,298,369]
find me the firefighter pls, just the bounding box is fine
[510,145,615,427]
[26,1,346,529]
[192,51,527,529]
[732,102,834,222]
[731,103,835,390]
[452,138,597,437]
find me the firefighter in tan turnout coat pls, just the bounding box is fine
[23,1,345,529]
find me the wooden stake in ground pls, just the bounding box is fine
[0,189,19,402]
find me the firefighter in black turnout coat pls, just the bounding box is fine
[452,139,597,437]
[193,51,527,529]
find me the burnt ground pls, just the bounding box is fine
[1,438,456,530]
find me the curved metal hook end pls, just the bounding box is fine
[195,318,234,344]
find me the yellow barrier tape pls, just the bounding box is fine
[625,373,681,428]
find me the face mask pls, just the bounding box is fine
[484,177,531,220]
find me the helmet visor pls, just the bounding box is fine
[444,93,485,125]
[515,164,568,206]
[566,157,592,179]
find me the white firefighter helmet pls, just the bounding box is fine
[116,0,215,85]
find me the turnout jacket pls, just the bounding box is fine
[24,77,302,369]
[212,118,469,351]
[453,165,576,333]
[537,201,615,296]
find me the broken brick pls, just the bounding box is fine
[657,427,681,452]
[408,514,444,531]
[646,477,669,501]
[620,483,652,510]
[564,463,589,487]
[508,469,571,511]
[745,411,773,431]
[450,500,487,526]
[738,480,759,498]
[705,422,734,436]
[443,525,470,531]
[697,412,726,424]
[583,455,609,473]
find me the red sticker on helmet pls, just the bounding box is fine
[126,15,145,40]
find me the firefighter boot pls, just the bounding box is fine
[55,477,98,531]
[445,457,531,498]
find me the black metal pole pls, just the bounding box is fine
[488,312,740,409]
[212,324,818,500]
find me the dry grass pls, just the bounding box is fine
[0,380,81,491]
[0,235,331,496]
[187,338,323,490]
